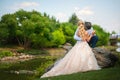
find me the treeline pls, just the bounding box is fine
[0,10,109,49]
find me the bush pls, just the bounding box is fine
[36,61,54,77]
[51,30,66,47]
[93,25,110,46]
[61,23,77,45]
[0,50,13,58]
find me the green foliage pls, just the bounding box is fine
[1,14,17,44]
[117,38,120,42]
[0,9,111,48]
[93,25,110,46]
[36,60,54,77]
[17,49,49,55]
[15,10,54,48]
[68,13,79,25]
[0,50,13,58]
[15,10,58,48]
[111,31,116,34]
[5,57,48,70]
[0,56,56,80]
[16,19,35,49]
[61,23,77,45]
[0,9,74,48]
[52,29,66,47]
[15,9,31,23]
[0,23,9,45]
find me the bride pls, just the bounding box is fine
[41,20,101,78]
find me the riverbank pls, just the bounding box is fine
[0,45,119,80]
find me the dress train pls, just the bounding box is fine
[41,41,101,78]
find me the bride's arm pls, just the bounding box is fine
[74,28,82,41]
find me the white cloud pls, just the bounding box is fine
[11,2,39,10]
[74,6,94,16]
[55,12,67,22]
[18,2,39,8]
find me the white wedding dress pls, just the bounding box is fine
[41,41,101,78]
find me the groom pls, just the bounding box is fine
[84,22,98,48]
[74,21,98,48]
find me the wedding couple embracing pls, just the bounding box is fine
[41,20,101,78]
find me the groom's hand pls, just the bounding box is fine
[92,30,96,35]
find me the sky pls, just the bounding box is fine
[0,0,120,33]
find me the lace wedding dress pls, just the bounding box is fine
[41,41,101,78]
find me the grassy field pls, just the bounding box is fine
[38,66,120,80]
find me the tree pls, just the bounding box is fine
[68,13,79,25]
[93,25,110,46]
[0,23,9,45]
[1,14,17,44]
[52,29,66,47]
[15,9,31,23]
[111,31,116,34]
[61,22,77,45]
[16,20,35,49]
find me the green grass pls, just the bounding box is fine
[0,72,34,80]
[0,56,56,71]
[0,56,56,80]
[38,66,120,80]
[17,49,49,55]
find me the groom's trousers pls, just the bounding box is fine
[88,36,98,48]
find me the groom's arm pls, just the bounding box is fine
[74,28,82,41]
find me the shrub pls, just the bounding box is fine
[0,50,13,58]
[52,30,66,47]
[93,25,110,46]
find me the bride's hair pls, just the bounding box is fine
[77,20,92,42]
[77,20,84,26]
